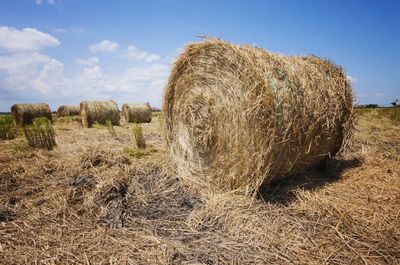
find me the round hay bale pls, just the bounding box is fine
[121,103,152,123]
[57,105,80,117]
[163,39,354,196]
[80,100,120,128]
[11,103,52,126]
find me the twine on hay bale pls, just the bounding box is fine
[121,103,152,123]
[80,100,120,128]
[57,105,80,117]
[163,39,354,196]
[11,103,52,126]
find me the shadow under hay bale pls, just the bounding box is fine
[11,103,52,126]
[121,103,152,123]
[258,157,361,205]
[80,100,120,128]
[57,105,80,117]
[163,39,354,196]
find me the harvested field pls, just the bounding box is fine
[0,111,399,264]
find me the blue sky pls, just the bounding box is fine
[0,0,399,111]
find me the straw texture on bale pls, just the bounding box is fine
[121,103,152,123]
[163,39,354,196]
[11,103,52,126]
[57,105,80,117]
[80,100,120,128]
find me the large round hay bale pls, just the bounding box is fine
[80,100,120,128]
[57,105,80,117]
[163,39,354,196]
[121,103,152,123]
[11,103,52,126]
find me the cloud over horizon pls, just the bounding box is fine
[0,26,171,112]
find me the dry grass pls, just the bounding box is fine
[356,107,400,125]
[132,123,146,149]
[123,146,157,158]
[0,113,399,264]
[54,115,82,125]
[0,115,17,140]
[163,39,354,196]
[23,117,57,150]
[106,120,117,138]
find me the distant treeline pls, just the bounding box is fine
[356,104,380,108]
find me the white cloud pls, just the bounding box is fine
[347,75,358,83]
[0,55,170,109]
[0,48,169,104]
[0,51,169,107]
[122,64,168,83]
[82,65,102,79]
[0,26,60,52]
[75,57,100,66]
[36,0,60,5]
[375,92,384,97]
[53,28,66,33]
[0,52,64,95]
[32,59,64,94]
[53,61,170,109]
[89,40,119,53]
[0,52,49,73]
[110,64,169,94]
[63,63,169,99]
[0,27,173,111]
[124,45,160,63]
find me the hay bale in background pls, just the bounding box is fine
[121,103,152,123]
[57,105,80,117]
[163,39,354,196]
[11,103,52,126]
[80,100,120,128]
